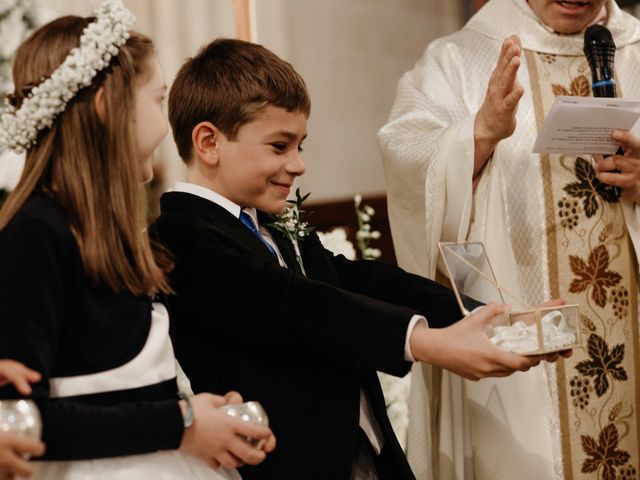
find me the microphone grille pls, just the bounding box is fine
[584,24,615,49]
[583,24,616,69]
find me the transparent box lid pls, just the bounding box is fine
[438,241,582,355]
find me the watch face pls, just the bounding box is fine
[181,397,194,428]
[184,415,193,428]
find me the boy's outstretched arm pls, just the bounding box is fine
[410,303,549,380]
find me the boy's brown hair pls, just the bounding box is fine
[169,38,311,162]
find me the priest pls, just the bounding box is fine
[378,1,640,479]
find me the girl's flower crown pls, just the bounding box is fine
[0,0,136,153]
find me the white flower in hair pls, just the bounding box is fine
[0,0,136,153]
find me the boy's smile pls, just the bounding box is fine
[213,106,308,214]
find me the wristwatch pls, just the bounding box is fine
[179,394,194,428]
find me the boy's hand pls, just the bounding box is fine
[0,431,45,478]
[538,298,565,309]
[0,360,41,396]
[179,393,275,469]
[410,303,551,380]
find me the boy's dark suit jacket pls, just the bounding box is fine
[152,191,466,480]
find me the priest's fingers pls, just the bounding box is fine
[495,36,512,72]
[597,155,640,176]
[496,34,522,74]
[477,37,523,145]
[499,47,521,95]
[498,37,522,91]
[596,161,640,203]
[488,37,517,94]
[594,155,615,173]
[511,34,522,50]
[498,36,511,64]
[597,171,637,189]
[503,57,524,106]
[613,129,640,155]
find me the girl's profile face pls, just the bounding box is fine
[133,57,168,183]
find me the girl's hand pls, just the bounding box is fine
[0,431,45,478]
[0,360,41,396]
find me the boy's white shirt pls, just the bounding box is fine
[173,181,429,453]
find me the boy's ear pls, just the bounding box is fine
[192,121,221,166]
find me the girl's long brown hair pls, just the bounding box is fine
[0,16,170,296]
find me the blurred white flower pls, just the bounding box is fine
[0,0,52,97]
[364,247,382,259]
[0,8,26,59]
[317,228,356,261]
[0,149,23,191]
[378,372,411,450]
[319,195,411,450]
[268,188,314,276]
[0,0,19,16]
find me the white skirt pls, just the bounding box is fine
[25,451,242,480]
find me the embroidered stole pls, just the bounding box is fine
[526,49,640,480]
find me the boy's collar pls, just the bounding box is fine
[173,182,241,219]
[172,182,260,226]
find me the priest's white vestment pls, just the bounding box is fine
[378,1,640,479]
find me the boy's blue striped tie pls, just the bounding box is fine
[239,211,277,259]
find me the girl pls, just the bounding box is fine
[0,1,274,478]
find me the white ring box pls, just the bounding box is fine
[438,241,583,355]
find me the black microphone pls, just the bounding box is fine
[584,24,621,198]
[584,25,617,97]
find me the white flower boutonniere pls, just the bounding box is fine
[267,188,315,276]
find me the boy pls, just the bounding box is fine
[153,39,547,480]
